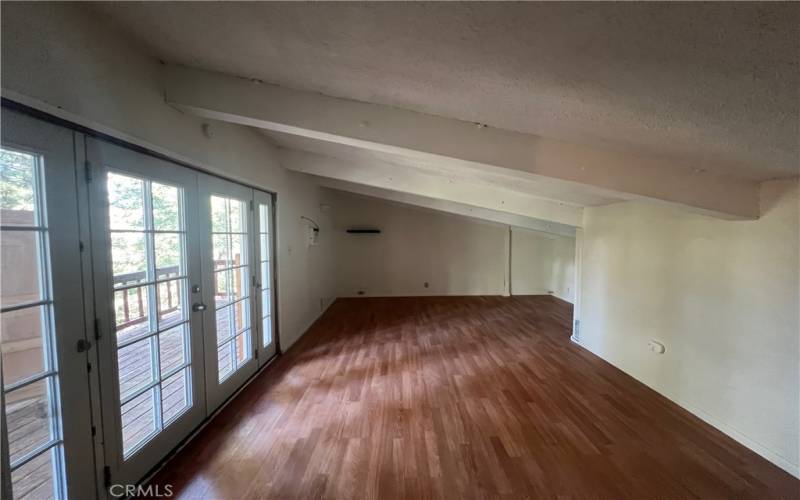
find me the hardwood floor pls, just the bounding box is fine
[147,296,799,499]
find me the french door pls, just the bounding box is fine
[88,144,279,488]
[87,138,207,487]
[198,175,259,412]
[1,105,279,497]
[1,110,95,499]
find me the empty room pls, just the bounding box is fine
[0,2,798,499]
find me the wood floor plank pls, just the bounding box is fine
[146,296,799,499]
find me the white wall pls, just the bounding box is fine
[510,228,576,302]
[327,190,509,297]
[578,178,800,476]
[0,2,335,349]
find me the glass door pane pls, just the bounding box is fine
[1,109,95,500]
[199,175,257,413]
[254,190,277,362]
[1,146,66,500]
[87,138,204,488]
[210,195,252,382]
[106,172,193,457]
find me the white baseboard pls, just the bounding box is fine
[569,336,799,478]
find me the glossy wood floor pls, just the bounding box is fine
[147,296,799,499]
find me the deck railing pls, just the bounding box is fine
[113,259,240,329]
[114,266,180,329]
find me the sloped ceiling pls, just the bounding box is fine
[91,2,799,180]
[87,2,799,226]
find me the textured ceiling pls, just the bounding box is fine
[90,2,799,180]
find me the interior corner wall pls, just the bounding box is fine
[326,190,509,297]
[510,227,576,302]
[0,2,336,350]
[578,178,800,477]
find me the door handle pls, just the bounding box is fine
[192,303,207,312]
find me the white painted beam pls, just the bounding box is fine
[164,64,760,220]
[281,148,583,227]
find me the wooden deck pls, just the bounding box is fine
[118,314,190,455]
[118,302,240,454]
[120,299,248,453]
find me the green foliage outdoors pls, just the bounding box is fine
[1,149,36,216]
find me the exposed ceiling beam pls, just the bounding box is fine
[281,148,583,227]
[164,64,760,220]
[260,130,626,208]
[315,176,577,237]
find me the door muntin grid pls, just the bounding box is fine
[106,171,192,459]
[210,195,252,383]
[1,146,67,499]
[258,203,273,348]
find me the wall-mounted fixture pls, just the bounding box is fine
[346,227,381,234]
[301,216,319,246]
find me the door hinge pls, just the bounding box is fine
[86,362,92,373]
[93,318,101,340]
[249,200,255,211]
[254,349,259,360]
[84,160,93,183]
[103,466,112,489]
[252,275,256,288]
[79,241,85,252]
[91,425,96,437]
[76,338,92,353]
